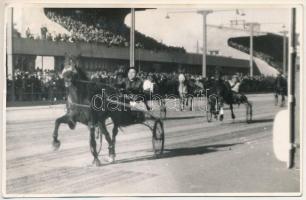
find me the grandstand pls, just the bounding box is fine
[8,8,284,104]
[43,8,185,52]
[14,8,283,77]
[206,24,279,76]
[228,33,288,73]
[43,8,283,76]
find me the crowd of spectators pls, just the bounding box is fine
[45,10,128,46]
[6,66,278,103]
[6,69,65,102]
[41,9,185,52]
[13,9,187,53]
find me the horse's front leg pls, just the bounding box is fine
[275,93,279,106]
[189,97,193,111]
[281,93,285,107]
[179,96,183,111]
[180,95,185,111]
[219,106,224,121]
[89,124,101,166]
[218,99,224,121]
[98,121,115,163]
[52,114,71,150]
[111,124,119,160]
[144,99,151,111]
[161,98,167,115]
[230,104,236,120]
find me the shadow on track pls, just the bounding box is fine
[247,118,274,124]
[225,118,274,125]
[107,143,241,166]
[163,116,204,121]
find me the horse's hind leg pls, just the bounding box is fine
[274,93,278,106]
[190,97,193,111]
[218,100,224,121]
[52,114,70,150]
[179,96,183,111]
[144,99,151,111]
[230,104,236,120]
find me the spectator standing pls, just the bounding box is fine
[41,26,48,40]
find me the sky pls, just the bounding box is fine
[125,8,292,52]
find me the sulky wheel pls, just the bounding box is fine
[152,119,165,157]
[95,127,103,155]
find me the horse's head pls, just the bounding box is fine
[61,54,80,87]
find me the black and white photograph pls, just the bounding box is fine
[1,0,304,197]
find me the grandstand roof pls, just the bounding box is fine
[229,33,286,63]
[202,25,279,76]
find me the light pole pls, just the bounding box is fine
[197,10,212,78]
[166,9,244,78]
[130,8,135,68]
[244,22,260,77]
[250,23,254,77]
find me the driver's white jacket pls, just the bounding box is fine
[229,80,240,93]
[143,79,154,92]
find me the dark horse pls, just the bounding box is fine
[205,78,252,122]
[52,56,145,166]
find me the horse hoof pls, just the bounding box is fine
[105,156,115,163]
[92,158,102,167]
[52,140,61,151]
[110,155,116,163]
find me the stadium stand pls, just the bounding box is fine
[228,33,287,72]
[43,8,186,52]
[206,25,278,76]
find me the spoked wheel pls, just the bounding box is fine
[206,102,212,122]
[95,127,103,155]
[152,119,165,157]
[246,102,253,123]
